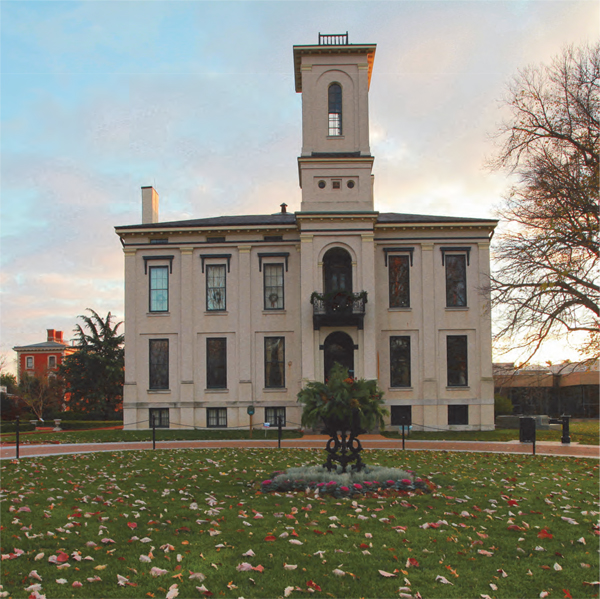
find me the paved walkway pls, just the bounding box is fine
[1,434,598,460]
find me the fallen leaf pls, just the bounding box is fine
[436,575,454,585]
[166,583,179,598]
[378,570,397,578]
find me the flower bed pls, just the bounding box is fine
[260,465,434,497]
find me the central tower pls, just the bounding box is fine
[293,33,376,212]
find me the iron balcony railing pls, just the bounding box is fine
[319,32,349,46]
[311,290,367,330]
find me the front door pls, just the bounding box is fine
[324,331,354,380]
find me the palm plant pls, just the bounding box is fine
[297,363,388,431]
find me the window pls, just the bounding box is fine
[264,337,285,388]
[149,408,170,428]
[26,356,33,369]
[48,356,57,369]
[207,407,227,428]
[323,247,352,293]
[149,339,169,390]
[206,265,226,311]
[207,338,227,389]
[389,255,410,308]
[390,405,412,426]
[328,83,342,136]
[264,264,284,310]
[332,179,341,189]
[447,335,468,387]
[390,336,411,387]
[446,255,467,307]
[149,266,169,312]
[448,405,469,425]
[265,407,286,427]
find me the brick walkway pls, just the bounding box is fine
[1,434,598,460]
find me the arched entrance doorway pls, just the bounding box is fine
[323,247,352,293]
[324,331,355,380]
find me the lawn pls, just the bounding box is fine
[1,448,598,599]
[382,419,600,446]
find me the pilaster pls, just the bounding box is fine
[300,234,315,381]
[361,233,377,379]
[237,245,253,403]
[179,248,194,402]
[421,243,437,399]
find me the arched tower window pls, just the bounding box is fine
[323,247,352,293]
[328,83,342,136]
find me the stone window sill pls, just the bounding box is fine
[388,307,412,311]
[205,388,229,393]
[147,312,170,317]
[388,387,413,391]
[262,309,286,314]
[204,311,228,316]
[263,388,287,393]
[445,307,469,311]
[446,386,470,391]
[148,389,171,393]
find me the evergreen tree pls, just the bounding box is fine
[60,309,124,419]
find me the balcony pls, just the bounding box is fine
[311,291,367,330]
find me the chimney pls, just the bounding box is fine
[142,186,159,224]
[280,203,288,213]
[56,331,64,344]
[47,329,55,342]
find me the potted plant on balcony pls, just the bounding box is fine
[297,364,388,472]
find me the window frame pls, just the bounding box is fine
[149,265,169,313]
[328,83,342,136]
[446,335,468,387]
[206,338,227,389]
[207,407,227,428]
[445,254,467,308]
[263,263,285,310]
[448,405,469,425]
[48,355,57,369]
[264,337,285,389]
[265,406,286,427]
[149,339,169,390]
[388,255,411,308]
[206,264,227,311]
[390,336,411,388]
[149,408,170,428]
[25,356,34,369]
[390,405,412,426]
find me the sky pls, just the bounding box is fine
[1,0,598,374]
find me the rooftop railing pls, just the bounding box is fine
[319,32,349,46]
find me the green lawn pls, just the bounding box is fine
[1,448,598,598]
[383,419,600,446]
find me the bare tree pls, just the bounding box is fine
[17,371,64,420]
[489,43,599,363]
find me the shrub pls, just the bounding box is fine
[58,421,123,430]
[0,421,36,433]
[495,394,514,416]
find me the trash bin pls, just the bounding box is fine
[519,417,536,443]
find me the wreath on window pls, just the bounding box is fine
[268,292,279,307]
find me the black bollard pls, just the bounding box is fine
[152,417,156,450]
[15,416,20,460]
[561,415,571,445]
[401,424,405,451]
[277,416,283,449]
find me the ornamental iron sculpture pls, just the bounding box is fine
[321,407,367,473]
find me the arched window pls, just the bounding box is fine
[324,331,354,381]
[323,247,352,293]
[328,83,342,136]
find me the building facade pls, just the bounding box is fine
[116,35,497,431]
[13,329,76,382]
